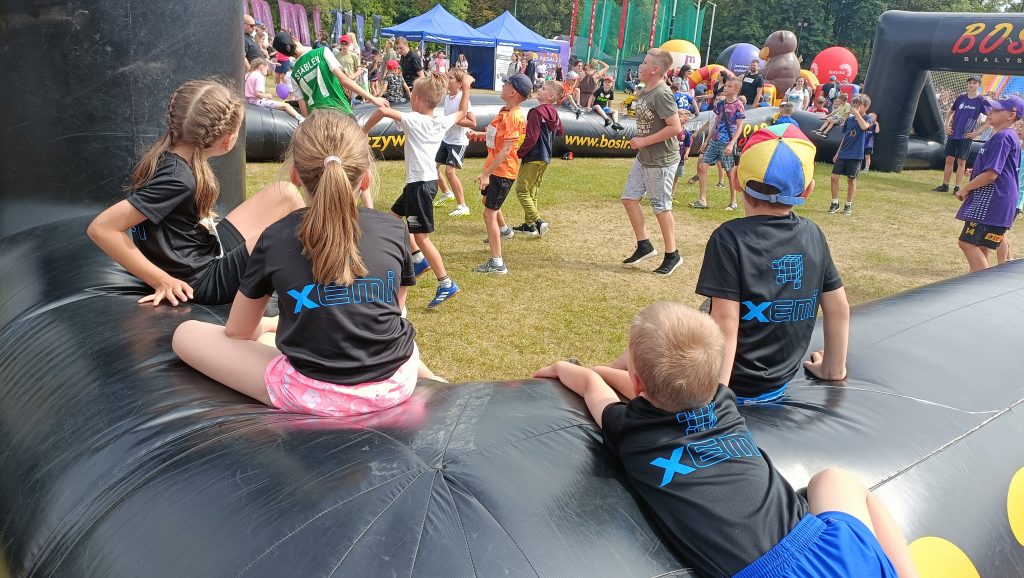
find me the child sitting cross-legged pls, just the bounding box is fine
[535,302,917,577]
[173,111,443,417]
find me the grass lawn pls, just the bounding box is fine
[244,157,1011,383]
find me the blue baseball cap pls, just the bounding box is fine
[500,73,533,99]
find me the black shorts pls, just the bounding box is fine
[481,175,514,210]
[863,147,874,156]
[190,218,249,305]
[274,60,292,74]
[944,137,972,160]
[959,221,1006,250]
[832,158,861,179]
[392,180,437,234]
[435,142,468,168]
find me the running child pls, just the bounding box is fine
[699,125,849,402]
[88,79,305,306]
[813,93,850,137]
[534,302,915,577]
[433,69,477,217]
[244,58,305,122]
[935,75,988,195]
[512,80,566,236]
[954,96,1023,272]
[621,48,683,276]
[362,72,474,307]
[467,72,530,274]
[829,95,873,216]
[693,76,744,211]
[593,76,625,131]
[172,111,444,418]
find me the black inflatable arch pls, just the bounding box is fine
[865,11,1024,172]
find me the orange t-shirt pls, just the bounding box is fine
[485,106,527,179]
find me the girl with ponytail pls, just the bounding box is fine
[173,111,443,417]
[88,79,305,306]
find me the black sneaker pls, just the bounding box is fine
[604,117,611,127]
[623,244,657,266]
[535,219,549,237]
[933,183,950,192]
[575,108,582,119]
[653,252,682,276]
[611,122,624,131]
[827,202,840,214]
[512,223,538,236]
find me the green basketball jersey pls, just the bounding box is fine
[292,47,353,115]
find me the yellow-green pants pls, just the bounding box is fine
[514,161,549,223]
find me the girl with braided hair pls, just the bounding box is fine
[173,110,444,416]
[88,79,305,306]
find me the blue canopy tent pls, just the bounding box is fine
[476,11,560,53]
[381,4,497,88]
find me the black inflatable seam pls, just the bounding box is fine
[408,468,441,576]
[449,422,597,464]
[237,466,431,577]
[871,395,1024,492]
[442,473,540,577]
[325,468,432,577]
[439,470,480,577]
[810,384,1005,415]
[33,413,346,577]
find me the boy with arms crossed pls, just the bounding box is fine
[621,48,683,276]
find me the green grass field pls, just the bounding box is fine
[245,157,1010,383]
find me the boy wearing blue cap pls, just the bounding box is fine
[696,125,850,404]
[954,95,1023,272]
[535,301,915,577]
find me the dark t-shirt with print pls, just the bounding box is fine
[593,86,614,107]
[739,73,764,104]
[601,385,808,576]
[239,208,417,385]
[126,152,220,284]
[837,114,871,160]
[696,213,843,398]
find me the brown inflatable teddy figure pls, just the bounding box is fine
[759,30,800,98]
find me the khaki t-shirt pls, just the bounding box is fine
[634,82,680,168]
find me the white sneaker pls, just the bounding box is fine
[433,191,455,207]
[449,204,470,216]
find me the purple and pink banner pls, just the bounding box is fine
[276,1,311,45]
[250,0,274,36]
[313,7,322,40]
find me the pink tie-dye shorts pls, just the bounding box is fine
[264,346,419,417]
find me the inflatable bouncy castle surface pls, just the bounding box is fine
[1,219,1023,577]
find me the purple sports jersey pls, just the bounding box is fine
[714,99,745,142]
[950,93,985,140]
[956,128,1021,228]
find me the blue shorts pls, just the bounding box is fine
[734,512,897,578]
[736,383,788,406]
[601,106,612,115]
[701,139,736,171]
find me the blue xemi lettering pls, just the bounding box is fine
[742,290,819,323]
[287,271,395,313]
[650,432,762,487]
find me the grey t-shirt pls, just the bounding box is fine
[634,82,680,167]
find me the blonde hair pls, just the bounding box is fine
[854,93,871,108]
[646,48,673,73]
[449,68,467,84]
[543,80,564,99]
[288,111,373,285]
[835,93,849,102]
[628,302,724,412]
[129,79,243,218]
[413,72,448,108]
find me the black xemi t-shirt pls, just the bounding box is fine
[696,213,842,398]
[602,386,807,576]
[239,208,417,384]
[127,152,220,284]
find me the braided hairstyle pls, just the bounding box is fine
[129,79,244,218]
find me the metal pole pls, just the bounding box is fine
[669,0,678,39]
[705,1,716,67]
[599,0,610,55]
[693,0,700,45]
[515,0,518,18]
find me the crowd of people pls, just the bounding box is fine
[77,19,1024,575]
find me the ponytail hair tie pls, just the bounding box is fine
[324,156,342,167]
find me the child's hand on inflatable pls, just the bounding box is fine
[803,350,847,381]
[139,276,194,307]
